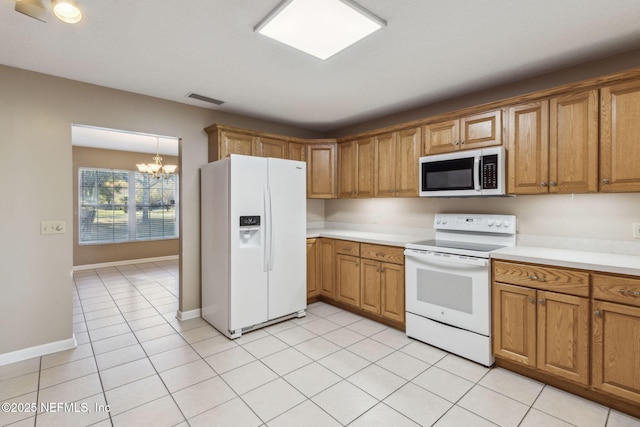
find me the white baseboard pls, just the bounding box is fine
[176,308,201,321]
[73,255,179,271]
[0,335,77,367]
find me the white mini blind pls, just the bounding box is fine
[79,168,178,245]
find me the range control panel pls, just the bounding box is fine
[434,214,516,234]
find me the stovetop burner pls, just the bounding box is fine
[409,239,508,253]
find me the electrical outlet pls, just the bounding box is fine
[41,220,66,235]
[634,223,640,239]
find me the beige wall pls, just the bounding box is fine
[0,65,321,356]
[325,194,640,242]
[72,146,180,266]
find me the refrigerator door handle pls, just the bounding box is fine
[263,185,269,272]
[267,185,274,271]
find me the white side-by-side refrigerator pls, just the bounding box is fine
[201,154,307,339]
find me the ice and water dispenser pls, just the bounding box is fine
[239,215,261,248]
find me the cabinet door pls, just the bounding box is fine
[221,131,255,159]
[374,132,397,197]
[507,101,550,194]
[395,128,420,197]
[355,138,375,198]
[381,262,405,323]
[600,80,640,192]
[492,283,537,367]
[460,110,502,150]
[360,259,381,315]
[318,239,335,298]
[288,142,306,162]
[537,291,589,385]
[307,144,337,199]
[335,254,360,307]
[592,300,640,404]
[423,120,459,155]
[338,141,356,198]
[256,137,287,159]
[549,90,598,193]
[306,239,319,299]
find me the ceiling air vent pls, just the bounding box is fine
[187,93,225,105]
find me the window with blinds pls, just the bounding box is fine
[79,168,178,245]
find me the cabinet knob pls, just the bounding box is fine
[539,299,545,305]
[541,181,548,187]
[528,296,535,304]
[550,181,557,187]
[594,310,602,317]
[460,140,465,145]
[453,141,459,146]
[602,178,610,184]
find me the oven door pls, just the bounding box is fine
[405,249,490,336]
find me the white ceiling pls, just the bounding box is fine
[3,1,640,132]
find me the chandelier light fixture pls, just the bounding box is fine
[137,137,177,179]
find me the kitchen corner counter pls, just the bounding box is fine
[491,245,640,277]
[306,228,423,248]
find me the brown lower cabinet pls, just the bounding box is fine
[307,237,405,329]
[492,259,640,418]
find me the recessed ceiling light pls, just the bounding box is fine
[254,0,386,61]
[52,0,83,24]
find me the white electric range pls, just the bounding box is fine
[404,213,516,366]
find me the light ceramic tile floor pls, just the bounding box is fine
[1,261,640,427]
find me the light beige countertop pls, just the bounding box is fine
[306,228,424,248]
[307,225,640,276]
[491,245,640,277]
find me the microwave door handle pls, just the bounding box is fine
[474,157,481,192]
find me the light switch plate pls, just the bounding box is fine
[633,222,640,239]
[41,220,66,235]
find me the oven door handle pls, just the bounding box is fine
[405,250,488,267]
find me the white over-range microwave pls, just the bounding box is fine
[419,146,506,197]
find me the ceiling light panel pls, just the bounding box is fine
[255,0,386,60]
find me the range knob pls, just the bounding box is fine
[487,220,494,226]
[503,220,511,228]
[495,220,503,227]
[436,218,442,224]
[442,218,448,224]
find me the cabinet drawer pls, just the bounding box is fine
[335,240,360,256]
[593,273,640,308]
[492,261,589,297]
[360,243,404,264]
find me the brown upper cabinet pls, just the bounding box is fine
[338,138,374,198]
[206,124,309,162]
[549,90,599,193]
[374,128,421,197]
[207,126,256,161]
[288,142,306,162]
[507,90,599,195]
[600,78,640,192]
[507,101,550,194]
[422,109,502,155]
[255,137,287,159]
[307,143,337,199]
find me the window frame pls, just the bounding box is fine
[78,167,179,245]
